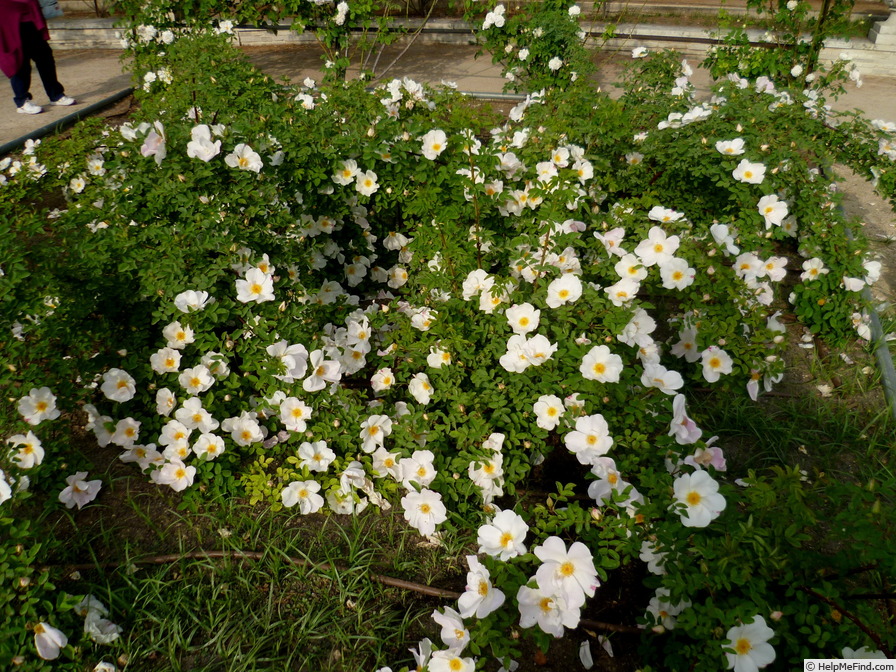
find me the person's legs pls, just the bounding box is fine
[20,22,65,102]
[9,56,33,108]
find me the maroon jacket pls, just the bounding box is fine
[0,0,50,78]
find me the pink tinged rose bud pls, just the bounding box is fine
[140,127,167,165]
[669,394,702,445]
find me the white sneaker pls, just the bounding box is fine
[17,101,43,114]
[51,95,76,106]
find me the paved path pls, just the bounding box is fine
[0,48,130,148]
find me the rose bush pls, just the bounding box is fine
[2,11,895,671]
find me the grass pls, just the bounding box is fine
[40,480,466,672]
[698,330,894,478]
[106,550,421,671]
[702,392,891,467]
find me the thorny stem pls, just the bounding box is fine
[56,549,459,598]
[468,153,483,269]
[434,219,459,295]
[191,84,200,126]
[817,564,881,584]
[516,488,596,502]
[52,549,646,635]
[797,585,893,658]
[579,619,643,635]
[884,577,896,628]
[373,0,438,82]
[532,220,554,293]
[807,0,835,77]
[357,21,376,74]
[369,42,386,75]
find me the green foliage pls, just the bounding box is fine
[641,463,896,670]
[703,0,859,86]
[464,0,597,93]
[0,518,83,670]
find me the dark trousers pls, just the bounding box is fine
[10,22,65,108]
